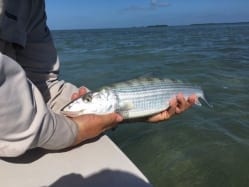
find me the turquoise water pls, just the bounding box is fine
[52,23,249,187]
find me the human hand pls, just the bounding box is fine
[71,87,89,100]
[69,87,123,145]
[71,112,123,145]
[147,93,197,122]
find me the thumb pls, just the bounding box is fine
[72,113,123,145]
[95,113,123,128]
[91,113,123,133]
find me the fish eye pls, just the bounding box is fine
[83,94,92,102]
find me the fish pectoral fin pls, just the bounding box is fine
[119,101,134,111]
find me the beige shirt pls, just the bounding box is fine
[0,0,80,157]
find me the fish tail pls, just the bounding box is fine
[197,94,213,108]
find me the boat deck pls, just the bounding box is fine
[0,135,152,187]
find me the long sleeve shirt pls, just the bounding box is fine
[0,0,80,157]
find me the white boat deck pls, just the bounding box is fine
[0,135,153,187]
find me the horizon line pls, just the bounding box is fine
[50,21,249,31]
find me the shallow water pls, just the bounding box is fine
[53,23,249,187]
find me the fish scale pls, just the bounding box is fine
[111,84,199,118]
[61,77,209,119]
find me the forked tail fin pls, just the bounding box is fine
[196,94,213,108]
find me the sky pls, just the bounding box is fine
[45,0,249,30]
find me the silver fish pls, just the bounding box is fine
[61,77,209,119]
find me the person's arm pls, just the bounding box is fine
[15,40,79,114]
[0,53,74,157]
[0,53,123,157]
[71,113,123,145]
[0,0,77,114]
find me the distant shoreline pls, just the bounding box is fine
[190,21,249,26]
[51,21,249,31]
[146,24,168,28]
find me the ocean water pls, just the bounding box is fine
[52,23,249,187]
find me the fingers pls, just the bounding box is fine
[71,93,79,100]
[148,98,177,122]
[175,93,188,113]
[101,113,123,131]
[93,113,123,130]
[188,94,197,104]
[148,93,197,123]
[79,87,89,95]
[176,93,197,113]
[71,87,89,100]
